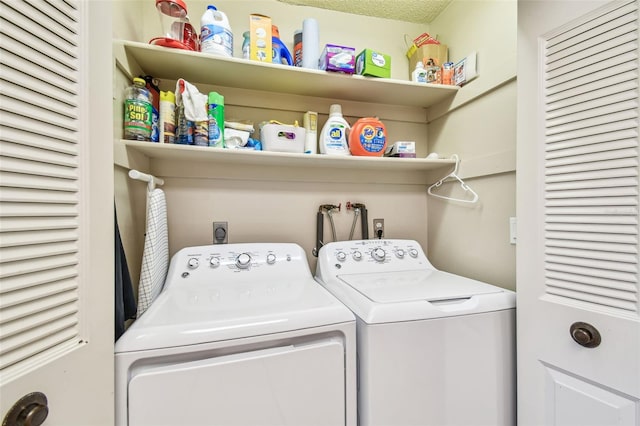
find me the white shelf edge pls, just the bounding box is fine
[116,139,455,179]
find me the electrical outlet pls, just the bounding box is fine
[213,221,228,244]
[373,218,384,239]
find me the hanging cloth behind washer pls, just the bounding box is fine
[130,170,169,317]
[115,204,136,341]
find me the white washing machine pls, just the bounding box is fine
[315,239,516,426]
[116,243,357,426]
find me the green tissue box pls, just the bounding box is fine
[356,49,391,78]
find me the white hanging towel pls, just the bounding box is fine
[136,188,169,317]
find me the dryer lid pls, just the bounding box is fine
[337,269,502,303]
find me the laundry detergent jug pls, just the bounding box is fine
[272,25,293,65]
[348,117,387,156]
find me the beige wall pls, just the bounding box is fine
[426,0,517,290]
[112,0,518,290]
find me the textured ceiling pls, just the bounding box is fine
[276,0,453,24]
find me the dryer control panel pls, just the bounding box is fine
[165,243,313,287]
[316,239,434,275]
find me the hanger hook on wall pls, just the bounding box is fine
[427,154,479,204]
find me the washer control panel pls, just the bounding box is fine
[166,243,311,286]
[318,239,431,273]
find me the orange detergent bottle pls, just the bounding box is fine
[348,117,387,156]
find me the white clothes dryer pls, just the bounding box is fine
[116,243,356,426]
[315,239,515,426]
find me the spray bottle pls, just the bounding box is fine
[319,104,350,155]
[208,91,224,147]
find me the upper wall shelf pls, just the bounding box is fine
[116,40,459,108]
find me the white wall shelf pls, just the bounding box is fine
[115,139,456,185]
[114,40,459,185]
[116,40,459,108]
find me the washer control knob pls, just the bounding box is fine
[336,251,347,262]
[352,251,363,261]
[409,249,419,258]
[187,257,199,269]
[396,249,405,259]
[209,257,220,268]
[372,248,386,262]
[266,253,277,265]
[236,253,252,269]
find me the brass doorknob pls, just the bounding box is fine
[2,392,49,426]
[570,322,601,348]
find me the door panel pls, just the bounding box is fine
[0,0,114,424]
[545,366,637,426]
[517,0,640,424]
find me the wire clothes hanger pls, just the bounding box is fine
[427,154,479,204]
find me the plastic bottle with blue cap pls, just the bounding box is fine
[200,5,233,57]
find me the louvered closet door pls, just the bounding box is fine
[0,1,113,424]
[517,0,640,424]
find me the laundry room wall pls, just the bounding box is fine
[112,0,517,293]
[425,0,517,290]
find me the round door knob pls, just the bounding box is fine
[570,322,601,348]
[2,392,49,426]
[236,253,252,269]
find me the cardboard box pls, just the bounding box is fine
[319,44,356,74]
[249,14,271,62]
[356,49,391,78]
[408,44,448,79]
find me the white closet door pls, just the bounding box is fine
[0,1,113,424]
[517,0,640,425]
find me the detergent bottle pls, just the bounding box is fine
[349,117,387,156]
[319,104,350,155]
[271,25,293,65]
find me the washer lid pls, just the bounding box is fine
[115,278,354,353]
[338,270,502,303]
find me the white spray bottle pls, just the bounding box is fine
[319,104,351,155]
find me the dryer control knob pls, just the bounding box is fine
[266,253,277,264]
[409,248,419,258]
[396,249,405,258]
[372,248,386,262]
[352,251,363,261]
[209,257,220,268]
[236,253,252,269]
[336,251,347,262]
[187,257,199,269]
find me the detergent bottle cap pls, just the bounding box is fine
[272,25,280,39]
[207,4,217,11]
[329,104,343,117]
